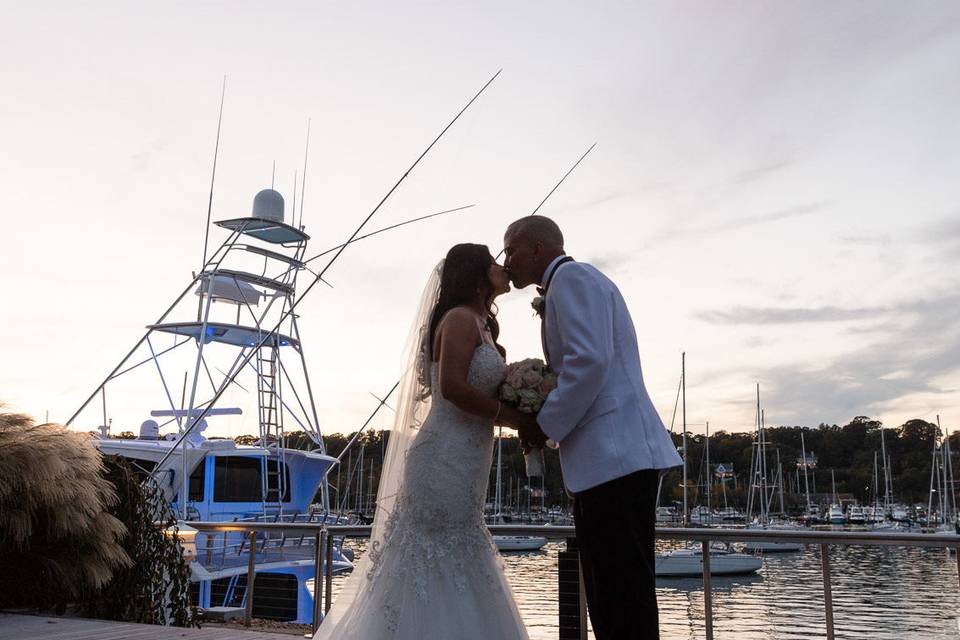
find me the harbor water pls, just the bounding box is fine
[334,539,960,639]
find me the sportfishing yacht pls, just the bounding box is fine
[70,188,353,623]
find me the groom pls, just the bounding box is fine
[503,216,682,640]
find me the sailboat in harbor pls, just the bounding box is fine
[926,415,958,533]
[489,425,547,552]
[655,354,762,577]
[742,386,802,553]
[828,470,846,525]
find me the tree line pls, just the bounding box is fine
[112,415,957,510]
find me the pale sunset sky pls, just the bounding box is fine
[2,2,959,440]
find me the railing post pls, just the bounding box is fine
[956,544,960,590]
[221,531,227,569]
[325,529,334,614]
[244,530,256,627]
[701,540,714,640]
[204,532,213,565]
[558,537,587,640]
[820,543,835,640]
[312,529,325,634]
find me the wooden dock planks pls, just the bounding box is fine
[0,614,300,640]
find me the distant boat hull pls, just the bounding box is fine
[656,548,762,577]
[494,535,548,552]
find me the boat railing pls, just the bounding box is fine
[184,520,960,639]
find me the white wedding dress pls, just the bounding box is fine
[313,342,529,639]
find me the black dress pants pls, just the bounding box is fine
[573,469,660,640]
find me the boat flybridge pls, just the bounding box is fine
[67,188,352,623]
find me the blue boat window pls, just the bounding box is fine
[210,573,298,621]
[188,461,205,501]
[213,457,290,502]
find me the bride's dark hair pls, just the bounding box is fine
[429,243,506,359]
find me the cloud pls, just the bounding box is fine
[587,252,632,273]
[649,201,829,245]
[708,201,828,234]
[697,304,885,325]
[729,159,795,185]
[698,288,960,425]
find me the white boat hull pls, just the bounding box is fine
[742,540,803,553]
[494,536,548,552]
[655,549,762,577]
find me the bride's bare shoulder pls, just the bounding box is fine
[435,306,482,338]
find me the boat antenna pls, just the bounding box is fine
[147,69,502,478]
[271,160,276,189]
[299,118,311,229]
[200,75,226,270]
[292,170,298,224]
[495,141,596,260]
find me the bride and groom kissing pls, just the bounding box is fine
[314,216,682,640]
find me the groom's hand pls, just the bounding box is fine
[517,414,548,452]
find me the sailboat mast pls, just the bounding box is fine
[777,450,785,516]
[495,425,503,517]
[928,429,939,525]
[873,451,880,515]
[760,404,769,524]
[937,415,954,524]
[880,428,892,514]
[705,420,711,516]
[801,431,812,514]
[681,352,688,527]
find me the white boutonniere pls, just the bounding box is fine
[532,295,545,318]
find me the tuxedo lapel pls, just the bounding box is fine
[539,256,574,366]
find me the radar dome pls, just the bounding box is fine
[139,419,159,440]
[252,189,285,222]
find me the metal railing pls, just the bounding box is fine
[185,520,960,639]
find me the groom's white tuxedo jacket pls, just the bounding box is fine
[536,256,682,492]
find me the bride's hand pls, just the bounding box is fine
[495,405,528,429]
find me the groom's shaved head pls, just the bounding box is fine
[505,216,564,251]
[502,216,566,289]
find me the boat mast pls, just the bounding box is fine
[705,420,711,519]
[495,425,503,518]
[880,427,892,515]
[928,427,939,525]
[801,431,812,515]
[681,352,688,527]
[873,451,881,518]
[776,450,785,517]
[831,469,838,505]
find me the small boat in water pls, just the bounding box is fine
[741,521,803,553]
[847,504,867,525]
[828,503,846,524]
[494,536,548,552]
[656,546,762,577]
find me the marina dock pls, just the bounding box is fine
[0,614,299,640]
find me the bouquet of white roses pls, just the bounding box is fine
[499,358,557,414]
[498,358,558,477]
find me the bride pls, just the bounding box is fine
[314,243,533,639]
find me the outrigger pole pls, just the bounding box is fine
[494,141,596,260]
[332,142,600,473]
[200,76,227,271]
[147,70,503,477]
